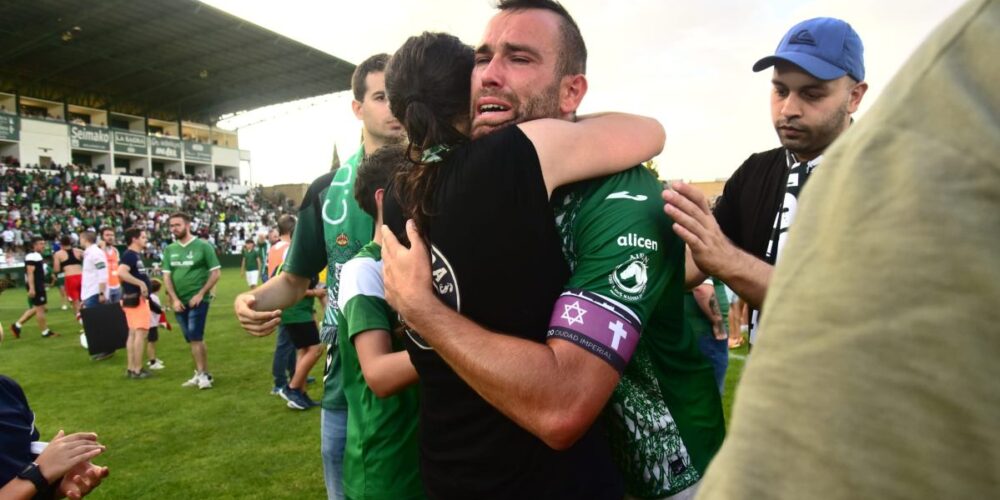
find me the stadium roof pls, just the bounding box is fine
[0,0,355,124]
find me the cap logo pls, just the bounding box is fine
[789,29,816,46]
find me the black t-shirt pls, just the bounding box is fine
[24,252,46,290]
[121,249,150,295]
[384,126,622,499]
[0,376,41,488]
[713,147,789,263]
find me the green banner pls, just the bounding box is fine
[150,136,181,159]
[113,130,148,155]
[184,140,212,163]
[69,124,110,151]
[0,114,18,141]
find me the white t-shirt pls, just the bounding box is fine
[81,244,109,300]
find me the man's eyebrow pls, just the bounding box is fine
[474,42,543,59]
[503,42,542,59]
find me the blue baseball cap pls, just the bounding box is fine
[753,17,865,82]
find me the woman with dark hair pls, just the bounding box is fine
[380,31,663,499]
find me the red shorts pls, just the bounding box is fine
[65,274,82,301]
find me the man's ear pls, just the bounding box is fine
[559,74,588,118]
[352,99,363,120]
[374,188,385,221]
[847,81,869,114]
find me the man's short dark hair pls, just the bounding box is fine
[277,215,296,237]
[100,226,113,236]
[352,53,390,102]
[30,236,44,247]
[244,240,255,246]
[356,144,409,219]
[169,212,191,223]
[124,226,144,245]
[497,0,587,76]
[59,235,72,247]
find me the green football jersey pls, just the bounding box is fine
[242,248,260,272]
[283,146,371,411]
[161,237,220,303]
[551,166,725,498]
[336,242,423,499]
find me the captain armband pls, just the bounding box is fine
[547,289,641,374]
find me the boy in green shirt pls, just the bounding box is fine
[240,240,261,289]
[336,144,422,499]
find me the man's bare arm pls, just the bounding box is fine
[381,222,619,450]
[664,182,771,308]
[233,272,311,336]
[692,282,725,339]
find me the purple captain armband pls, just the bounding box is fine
[546,289,641,374]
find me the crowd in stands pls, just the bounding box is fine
[0,161,293,266]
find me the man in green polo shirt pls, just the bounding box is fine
[233,53,405,499]
[163,212,221,390]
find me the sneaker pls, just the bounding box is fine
[181,370,201,388]
[147,359,165,370]
[270,386,283,396]
[90,352,114,361]
[41,330,59,338]
[284,389,310,411]
[127,369,151,379]
[138,368,152,378]
[197,372,213,390]
[278,385,294,403]
[11,323,21,339]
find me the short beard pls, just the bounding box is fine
[471,77,562,139]
[779,99,850,159]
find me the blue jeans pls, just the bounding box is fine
[272,325,297,387]
[107,287,122,303]
[81,294,102,309]
[320,408,347,500]
[697,334,729,395]
[175,301,210,342]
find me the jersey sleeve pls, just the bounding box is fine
[548,167,684,373]
[284,171,335,278]
[203,241,221,271]
[337,258,391,339]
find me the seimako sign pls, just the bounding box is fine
[69,124,110,151]
[113,130,148,155]
[150,136,181,159]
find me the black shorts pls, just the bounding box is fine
[285,322,320,349]
[26,290,47,307]
[148,327,159,343]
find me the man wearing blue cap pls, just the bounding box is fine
[663,17,868,345]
